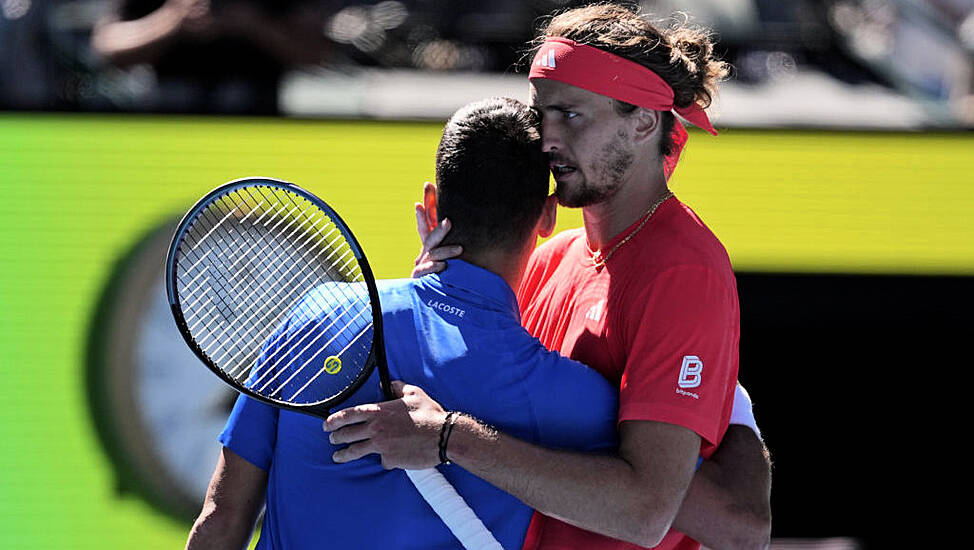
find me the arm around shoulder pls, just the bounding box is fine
[326,381,700,547]
[446,417,701,548]
[185,447,268,550]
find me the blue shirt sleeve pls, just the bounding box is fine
[515,345,619,452]
[219,393,279,471]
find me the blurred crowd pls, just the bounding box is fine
[1,0,972,124]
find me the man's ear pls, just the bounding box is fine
[632,108,662,146]
[422,181,439,232]
[538,195,558,238]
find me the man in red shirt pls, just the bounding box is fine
[326,4,771,549]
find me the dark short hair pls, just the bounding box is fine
[435,97,549,254]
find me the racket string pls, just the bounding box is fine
[287,320,374,401]
[179,196,289,364]
[175,184,375,404]
[242,300,353,387]
[179,189,314,370]
[203,190,365,373]
[189,188,370,367]
[181,190,325,360]
[256,301,372,397]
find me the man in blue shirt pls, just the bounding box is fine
[185,97,619,549]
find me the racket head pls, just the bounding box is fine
[166,177,387,418]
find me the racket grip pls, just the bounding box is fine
[405,468,505,550]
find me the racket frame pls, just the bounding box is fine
[167,177,502,550]
[165,177,392,418]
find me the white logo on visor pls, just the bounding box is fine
[535,49,556,68]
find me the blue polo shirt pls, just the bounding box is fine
[220,260,618,550]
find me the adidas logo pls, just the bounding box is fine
[585,299,605,322]
[535,49,556,68]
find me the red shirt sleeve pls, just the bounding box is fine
[615,264,739,457]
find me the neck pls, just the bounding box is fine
[583,167,669,251]
[458,243,532,292]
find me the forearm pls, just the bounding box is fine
[185,447,267,550]
[326,385,696,546]
[447,416,694,547]
[185,502,257,550]
[672,426,772,550]
[91,6,184,67]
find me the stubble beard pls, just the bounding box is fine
[555,130,635,208]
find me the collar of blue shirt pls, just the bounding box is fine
[428,259,520,321]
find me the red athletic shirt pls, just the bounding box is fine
[516,197,740,550]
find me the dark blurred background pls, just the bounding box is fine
[2,0,972,126]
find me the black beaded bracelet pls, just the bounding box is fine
[438,411,460,465]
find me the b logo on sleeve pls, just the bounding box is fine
[676,356,703,398]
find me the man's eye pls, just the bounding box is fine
[564,111,578,119]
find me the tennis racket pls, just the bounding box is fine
[166,177,502,550]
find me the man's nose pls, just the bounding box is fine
[541,120,561,153]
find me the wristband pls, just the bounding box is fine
[438,411,460,465]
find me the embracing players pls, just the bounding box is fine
[326,4,771,550]
[187,97,627,549]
